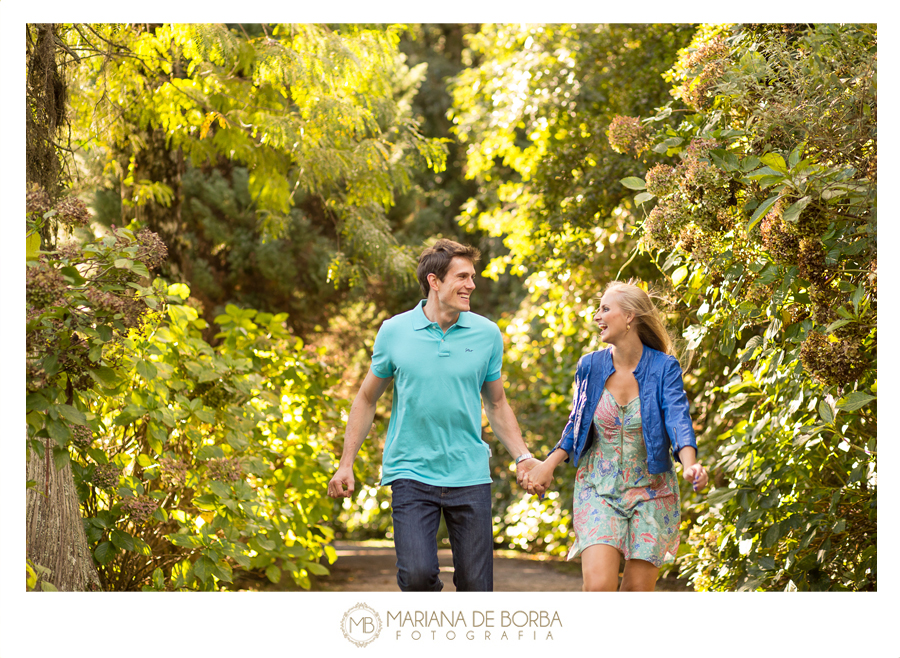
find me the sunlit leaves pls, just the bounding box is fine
[60,279,347,591]
[64,22,446,283]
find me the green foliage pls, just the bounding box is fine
[71,287,345,590]
[26,188,345,589]
[65,23,447,293]
[26,191,169,464]
[617,23,876,590]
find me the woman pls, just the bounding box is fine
[523,281,707,591]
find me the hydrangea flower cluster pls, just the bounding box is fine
[136,229,169,271]
[800,331,867,388]
[678,38,730,111]
[797,238,829,285]
[207,457,243,482]
[54,196,91,228]
[26,262,67,308]
[643,203,683,249]
[678,156,732,228]
[608,115,649,155]
[159,457,189,486]
[645,164,677,197]
[120,495,158,524]
[683,137,720,160]
[27,185,91,228]
[760,202,800,264]
[92,463,121,489]
[683,226,722,263]
[26,185,53,218]
[71,425,93,448]
[85,288,148,328]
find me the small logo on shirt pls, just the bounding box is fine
[465,348,473,352]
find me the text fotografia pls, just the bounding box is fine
[387,610,561,641]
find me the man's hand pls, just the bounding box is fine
[515,457,540,488]
[327,465,356,498]
[522,460,555,496]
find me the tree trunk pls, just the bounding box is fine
[25,437,101,591]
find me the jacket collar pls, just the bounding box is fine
[412,300,471,330]
[632,343,655,376]
[600,343,657,375]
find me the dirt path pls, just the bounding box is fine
[308,541,692,592]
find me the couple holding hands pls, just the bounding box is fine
[328,239,708,592]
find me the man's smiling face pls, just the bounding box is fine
[430,256,476,314]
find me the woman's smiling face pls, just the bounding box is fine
[593,292,633,344]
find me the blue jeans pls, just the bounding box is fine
[389,479,493,592]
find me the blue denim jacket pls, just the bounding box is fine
[550,345,697,474]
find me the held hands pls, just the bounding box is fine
[515,457,540,486]
[327,465,355,498]
[521,461,555,497]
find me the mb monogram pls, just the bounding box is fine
[340,603,383,648]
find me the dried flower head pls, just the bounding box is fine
[645,164,678,197]
[760,201,799,264]
[678,225,717,261]
[85,288,147,328]
[787,204,831,239]
[136,229,168,271]
[608,116,649,155]
[207,457,243,482]
[684,138,720,160]
[678,156,731,212]
[120,495,158,524]
[159,457,189,487]
[809,285,837,325]
[92,463,121,489]
[800,331,867,387]
[797,238,829,285]
[26,262,68,309]
[71,425,93,448]
[678,38,731,111]
[54,196,91,228]
[26,184,53,218]
[643,203,683,249]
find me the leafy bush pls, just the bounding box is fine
[75,292,345,590]
[617,23,876,590]
[27,201,345,590]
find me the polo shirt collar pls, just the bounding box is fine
[412,299,472,330]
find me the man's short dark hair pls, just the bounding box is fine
[416,239,481,298]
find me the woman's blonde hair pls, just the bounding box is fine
[601,280,673,355]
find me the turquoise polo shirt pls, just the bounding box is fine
[371,300,503,487]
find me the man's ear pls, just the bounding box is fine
[427,272,440,291]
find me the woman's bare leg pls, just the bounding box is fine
[619,558,659,591]
[580,544,622,591]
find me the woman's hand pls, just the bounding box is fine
[681,462,708,492]
[522,460,556,496]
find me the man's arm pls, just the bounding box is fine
[481,378,538,485]
[327,371,392,498]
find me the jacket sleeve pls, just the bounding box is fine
[549,356,585,464]
[660,356,697,462]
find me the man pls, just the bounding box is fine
[327,239,538,591]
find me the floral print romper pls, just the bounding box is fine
[568,387,680,567]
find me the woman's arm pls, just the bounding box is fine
[677,446,708,492]
[660,356,698,462]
